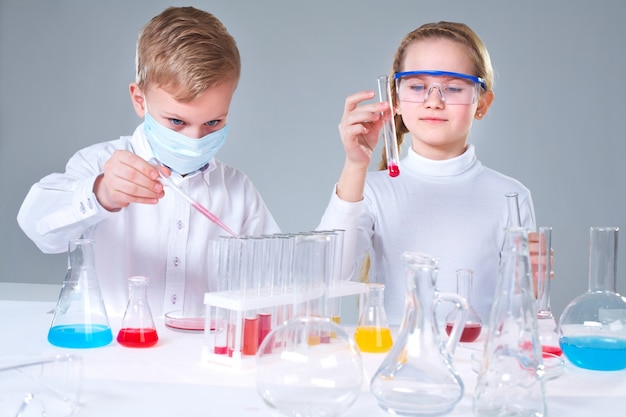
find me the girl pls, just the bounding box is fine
[319,21,535,325]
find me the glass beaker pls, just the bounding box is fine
[535,226,561,357]
[445,269,482,343]
[48,239,113,348]
[559,226,626,371]
[354,283,392,353]
[473,227,546,417]
[117,276,158,348]
[370,252,468,416]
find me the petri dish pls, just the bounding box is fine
[164,311,205,331]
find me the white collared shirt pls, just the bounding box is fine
[18,124,280,316]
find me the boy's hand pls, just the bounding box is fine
[94,150,165,212]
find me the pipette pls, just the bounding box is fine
[148,158,238,237]
[377,75,400,177]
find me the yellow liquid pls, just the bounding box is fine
[354,326,393,353]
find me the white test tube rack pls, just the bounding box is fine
[201,280,368,370]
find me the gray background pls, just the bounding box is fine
[1,0,625,321]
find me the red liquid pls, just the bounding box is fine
[258,313,272,347]
[446,322,482,343]
[117,328,158,348]
[542,344,563,357]
[388,164,400,177]
[191,202,237,236]
[214,345,228,355]
[242,317,259,355]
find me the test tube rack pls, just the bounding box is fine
[201,280,368,370]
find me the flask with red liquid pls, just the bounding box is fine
[117,276,159,348]
[445,269,482,343]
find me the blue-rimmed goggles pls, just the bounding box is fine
[394,70,486,105]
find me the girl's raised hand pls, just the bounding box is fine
[338,90,389,169]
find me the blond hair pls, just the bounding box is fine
[377,21,494,171]
[135,6,241,102]
[362,22,494,282]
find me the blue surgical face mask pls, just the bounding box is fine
[144,110,228,175]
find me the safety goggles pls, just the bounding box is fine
[394,70,486,105]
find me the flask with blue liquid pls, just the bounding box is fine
[48,239,113,348]
[559,227,626,371]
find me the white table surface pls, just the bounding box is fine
[1,298,626,417]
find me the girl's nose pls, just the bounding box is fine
[423,84,445,107]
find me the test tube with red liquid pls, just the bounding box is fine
[256,236,273,348]
[214,236,238,355]
[241,237,261,356]
[377,75,400,178]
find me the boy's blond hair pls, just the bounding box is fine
[135,6,241,102]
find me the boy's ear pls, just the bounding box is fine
[129,83,146,118]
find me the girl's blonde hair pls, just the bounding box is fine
[377,21,494,171]
[135,6,241,102]
[362,22,494,282]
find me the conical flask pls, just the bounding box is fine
[48,239,113,348]
[445,268,482,343]
[354,283,392,353]
[117,276,158,348]
[473,227,546,417]
[370,252,468,416]
[559,227,626,370]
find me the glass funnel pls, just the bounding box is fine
[48,239,113,348]
[370,252,468,416]
[559,226,626,371]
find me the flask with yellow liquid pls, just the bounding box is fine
[354,283,393,353]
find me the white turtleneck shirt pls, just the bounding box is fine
[318,144,535,325]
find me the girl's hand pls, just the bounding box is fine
[338,90,389,169]
[94,150,166,211]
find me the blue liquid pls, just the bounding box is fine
[48,324,113,348]
[560,336,626,371]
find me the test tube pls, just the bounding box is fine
[241,236,260,356]
[377,75,401,178]
[214,236,236,355]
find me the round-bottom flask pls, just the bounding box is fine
[559,227,626,371]
[256,317,363,417]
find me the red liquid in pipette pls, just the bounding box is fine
[388,164,400,177]
[191,202,237,236]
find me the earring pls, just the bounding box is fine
[476,112,483,118]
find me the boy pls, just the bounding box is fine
[17,6,280,317]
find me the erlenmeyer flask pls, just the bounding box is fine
[559,227,626,370]
[445,269,482,343]
[536,226,561,357]
[370,252,468,416]
[117,276,158,348]
[48,239,113,348]
[473,227,546,417]
[354,283,392,353]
